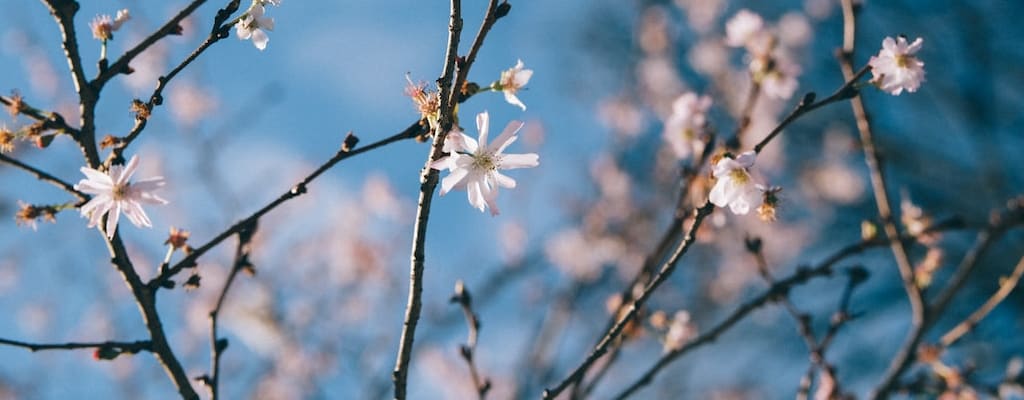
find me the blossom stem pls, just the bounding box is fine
[751,64,869,154]
[0,337,151,353]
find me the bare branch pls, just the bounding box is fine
[0,153,89,203]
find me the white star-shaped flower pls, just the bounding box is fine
[497,60,533,111]
[709,151,763,215]
[432,111,539,215]
[236,5,275,51]
[662,92,711,160]
[74,155,168,238]
[868,36,925,95]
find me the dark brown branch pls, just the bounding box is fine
[611,216,976,399]
[0,95,80,136]
[152,125,422,288]
[393,0,463,397]
[0,153,89,203]
[40,0,100,167]
[448,0,501,106]
[0,337,150,353]
[93,0,215,86]
[542,202,715,399]
[200,220,257,400]
[837,0,925,347]
[111,0,241,162]
[751,65,869,154]
[940,255,1024,348]
[103,231,199,400]
[452,281,491,399]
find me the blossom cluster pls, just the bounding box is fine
[725,9,800,100]
[90,9,130,42]
[430,61,539,216]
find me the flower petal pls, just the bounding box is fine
[491,171,517,189]
[467,180,486,212]
[491,120,524,154]
[476,111,490,148]
[251,29,269,50]
[498,153,539,169]
[440,166,469,195]
[504,92,526,111]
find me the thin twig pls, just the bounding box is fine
[111,0,241,162]
[448,0,501,106]
[0,95,80,136]
[392,0,463,397]
[729,80,761,150]
[452,281,491,399]
[542,202,715,399]
[0,337,150,353]
[152,124,422,288]
[751,65,869,154]
[200,220,257,400]
[93,0,213,86]
[40,0,100,167]
[940,255,1024,347]
[0,153,88,203]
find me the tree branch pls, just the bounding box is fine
[0,153,88,203]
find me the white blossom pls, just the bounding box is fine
[868,36,926,95]
[662,92,711,159]
[431,111,539,215]
[725,9,765,48]
[90,9,130,41]
[236,5,275,51]
[709,151,762,215]
[497,60,533,111]
[74,155,168,238]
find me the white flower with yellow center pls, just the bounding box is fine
[74,155,168,238]
[663,92,711,160]
[432,111,539,215]
[868,36,925,95]
[709,151,763,215]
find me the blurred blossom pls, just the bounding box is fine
[121,39,167,92]
[803,0,835,20]
[496,59,533,111]
[806,162,865,204]
[724,9,765,48]
[638,56,684,109]
[662,92,712,160]
[431,111,539,216]
[500,221,527,264]
[709,151,764,215]
[868,36,926,95]
[169,82,219,127]
[598,96,646,138]
[674,0,725,34]
[777,12,812,48]
[17,304,49,336]
[638,6,671,55]
[545,228,622,282]
[0,262,17,295]
[362,174,403,220]
[754,53,801,100]
[663,310,697,352]
[688,38,730,76]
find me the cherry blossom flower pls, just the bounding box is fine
[497,60,533,111]
[74,155,168,238]
[709,151,763,215]
[868,36,926,95]
[725,9,765,48]
[431,111,539,215]
[236,5,275,51]
[90,9,130,41]
[662,92,711,159]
